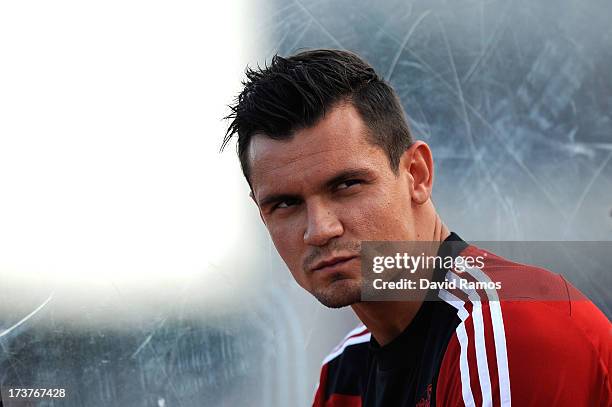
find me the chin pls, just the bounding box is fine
[312,279,361,309]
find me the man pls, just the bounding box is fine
[222,49,610,406]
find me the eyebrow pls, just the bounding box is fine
[257,168,375,209]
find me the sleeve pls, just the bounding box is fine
[436,300,611,407]
[312,364,329,407]
[311,326,370,407]
[312,362,363,407]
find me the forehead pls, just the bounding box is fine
[248,103,387,197]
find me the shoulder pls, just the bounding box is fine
[436,245,611,406]
[461,244,610,349]
[322,324,371,366]
[313,325,370,407]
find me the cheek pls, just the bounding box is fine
[267,221,307,279]
[343,186,413,239]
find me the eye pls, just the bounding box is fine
[273,198,300,210]
[336,179,363,190]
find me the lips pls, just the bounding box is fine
[311,255,359,272]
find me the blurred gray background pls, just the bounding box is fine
[1,0,610,406]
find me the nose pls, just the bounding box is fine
[303,199,344,246]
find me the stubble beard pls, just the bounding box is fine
[312,277,362,309]
[303,240,363,308]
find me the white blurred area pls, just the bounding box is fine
[0,0,268,321]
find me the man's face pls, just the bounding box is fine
[248,103,419,308]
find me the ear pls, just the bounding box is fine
[250,190,267,225]
[400,141,434,204]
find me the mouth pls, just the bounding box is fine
[311,255,359,273]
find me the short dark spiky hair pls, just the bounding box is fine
[222,49,414,184]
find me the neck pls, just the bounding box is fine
[352,215,450,346]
